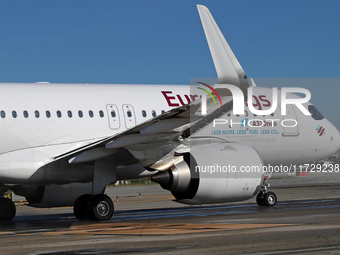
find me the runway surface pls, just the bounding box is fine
[1,172,340,254]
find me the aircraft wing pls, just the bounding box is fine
[41,4,242,170]
[45,92,234,171]
[48,102,202,169]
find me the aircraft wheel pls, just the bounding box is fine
[0,197,16,221]
[89,194,114,221]
[74,194,92,221]
[264,192,277,207]
[256,193,265,206]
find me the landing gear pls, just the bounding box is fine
[0,197,16,221]
[74,194,92,221]
[90,194,114,221]
[256,178,277,207]
[256,191,277,207]
[264,192,277,206]
[256,192,265,206]
[73,194,114,221]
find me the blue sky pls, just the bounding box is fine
[0,1,339,126]
[0,0,339,84]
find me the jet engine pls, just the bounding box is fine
[151,143,263,204]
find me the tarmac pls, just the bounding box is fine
[1,172,340,254]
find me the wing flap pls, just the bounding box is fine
[105,132,178,149]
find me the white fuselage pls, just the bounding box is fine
[0,83,338,185]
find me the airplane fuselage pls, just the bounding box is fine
[0,83,338,185]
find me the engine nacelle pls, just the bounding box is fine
[151,143,263,205]
[12,183,92,208]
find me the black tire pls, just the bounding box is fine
[74,194,92,221]
[264,192,277,207]
[256,193,265,206]
[89,194,114,221]
[0,197,16,221]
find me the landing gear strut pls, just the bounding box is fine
[256,179,277,207]
[0,197,16,221]
[73,194,114,221]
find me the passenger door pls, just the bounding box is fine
[106,104,120,130]
[122,104,136,129]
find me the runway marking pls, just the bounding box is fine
[0,232,14,235]
[0,223,291,236]
[39,222,292,236]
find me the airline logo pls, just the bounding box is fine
[196,82,222,106]
[316,125,325,136]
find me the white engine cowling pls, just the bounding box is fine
[151,143,264,205]
[12,183,92,208]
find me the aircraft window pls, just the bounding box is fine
[161,110,165,114]
[152,110,156,117]
[253,114,257,117]
[78,110,83,118]
[12,111,17,118]
[227,113,231,117]
[57,111,62,118]
[308,105,324,120]
[236,114,239,117]
[46,111,51,118]
[1,111,5,118]
[67,111,72,118]
[35,111,40,118]
[23,111,29,118]
[99,110,104,118]
[127,110,132,118]
[244,110,248,117]
[270,113,274,117]
[142,110,147,117]
[89,110,94,118]
[111,110,116,118]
